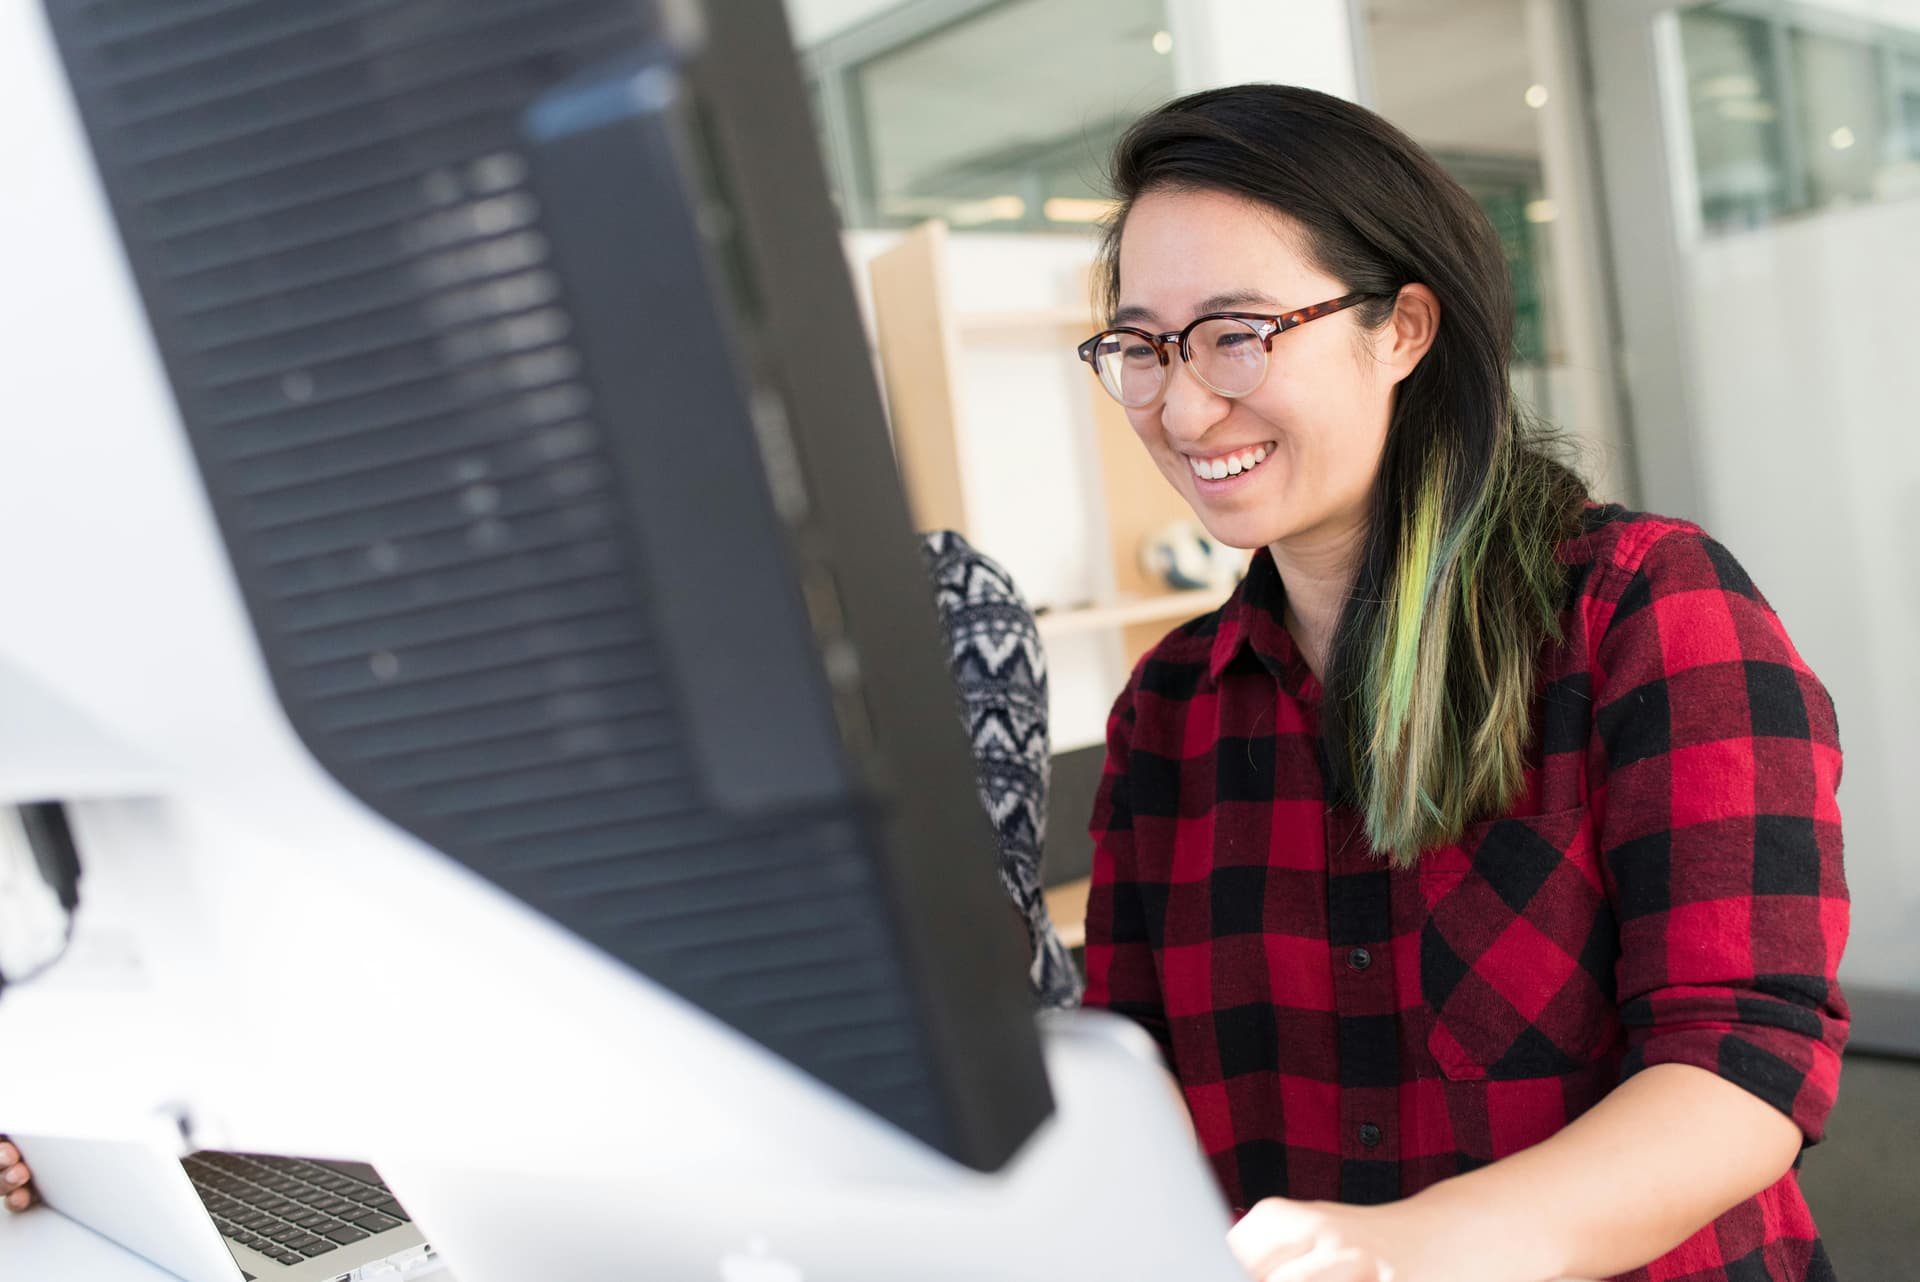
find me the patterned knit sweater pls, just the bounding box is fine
[920,531,1082,1008]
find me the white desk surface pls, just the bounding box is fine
[0,1205,466,1282]
[0,1205,181,1280]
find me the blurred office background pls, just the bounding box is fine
[780,1,1920,1274]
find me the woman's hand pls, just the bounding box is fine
[0,1138,36,1212]
[1227,1196,1483,1282]
[1225,1066,1799,1282]
[1227,1195,1602,1282]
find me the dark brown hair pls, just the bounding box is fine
[1098,85,1589,862]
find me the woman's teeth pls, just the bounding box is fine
[1190,445,1271,481]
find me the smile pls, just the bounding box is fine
[1186,443,1274,482]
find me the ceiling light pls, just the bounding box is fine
[1717,99,1778,123]
[1698,73,1761,100]
[1152,30,1173,55]
[948,195,1027,226]
[1524,84,1549,109]
[1829,126,1856,150]
[1043,197,1117,224]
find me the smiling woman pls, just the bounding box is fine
[1077,85,1849,1282]
[1088,151,1585,859]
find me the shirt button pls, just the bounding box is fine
[1358,1123,1383,1148]
[1347,947,1372,972]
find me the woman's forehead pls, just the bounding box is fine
[1115,189,1329,321]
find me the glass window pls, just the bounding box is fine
[1891,49,1920,199]
[1676,3,1920,232]
[1677,7,1794,233]
[828,0,1173,231]
[1902,55,1920,157]
[1791,28,1889,207]
[1460,174,1553,368]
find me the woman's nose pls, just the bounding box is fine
[1157,358,1230,445]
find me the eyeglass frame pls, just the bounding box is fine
[1075,290,1392,405]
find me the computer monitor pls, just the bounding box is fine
[1,3,1248,1277]
[36,0,1049,1173]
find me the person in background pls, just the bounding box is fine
[922,531,1081,1009]
[1077,85,1847,1282]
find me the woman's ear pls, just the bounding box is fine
[1377,283,1440,384]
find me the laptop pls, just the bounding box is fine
[16,1132,444,1281]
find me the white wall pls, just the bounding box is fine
[1166,0,1360,98]
[1681,197,1920,992]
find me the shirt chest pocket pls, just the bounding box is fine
[1417,806,1620,1081]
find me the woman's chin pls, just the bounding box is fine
[1189,510,1288,553]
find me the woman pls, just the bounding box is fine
[1077,86,1847,1282]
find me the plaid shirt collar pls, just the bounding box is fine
[1208,547,1321,700]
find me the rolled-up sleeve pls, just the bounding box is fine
[1080,666,1173,1066]
[1592,528,1849,1143]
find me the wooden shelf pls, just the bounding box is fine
[1044,876,1091,951]
[869,219,1217,677]
[1034,588,1231,640]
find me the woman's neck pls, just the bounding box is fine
[1268,520,1367,681]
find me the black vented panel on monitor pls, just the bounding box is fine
[42,0,991,1160]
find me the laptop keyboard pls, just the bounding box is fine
[184,1151,413,1270]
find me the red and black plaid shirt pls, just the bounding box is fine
[1083,506,1848,1282]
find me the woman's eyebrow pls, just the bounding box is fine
[1195,289,1282,315]
[1110,290,1284,328]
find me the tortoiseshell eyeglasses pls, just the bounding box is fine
[1076,291,1388,408]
